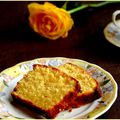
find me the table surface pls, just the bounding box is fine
[0,2,120,119]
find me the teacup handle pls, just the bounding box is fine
[112,10,120,29]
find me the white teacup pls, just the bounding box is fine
[104,10,120,47]
[112,10,120,29]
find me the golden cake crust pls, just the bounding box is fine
[11,64,80,118]
[57,63,102,107]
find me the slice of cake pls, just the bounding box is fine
[57,63,102,107]
[11,64,80,118]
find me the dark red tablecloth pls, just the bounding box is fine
[0,2,120,119]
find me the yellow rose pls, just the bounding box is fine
[28,2,74,40]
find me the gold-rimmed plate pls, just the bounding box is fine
[0,57,117,119]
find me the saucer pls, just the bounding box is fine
[104,20,120,47]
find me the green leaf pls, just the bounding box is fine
[98,100,104,103]
[87,65,91,69]
[62,2,68,10]
[3,80,9,87]
[101,79,110,86]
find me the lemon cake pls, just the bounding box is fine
[58,63,102,107]
[11,64,80,118]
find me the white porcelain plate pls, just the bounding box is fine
[0,57,117,119]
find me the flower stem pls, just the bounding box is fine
[68,1,119,14]
[68,4,88,14]
[89,1,110,7]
